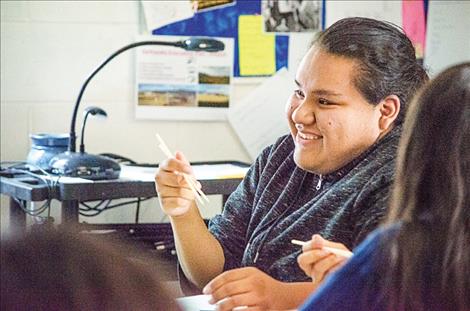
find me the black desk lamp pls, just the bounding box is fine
[49,37,225,180]
[79,106,108,154]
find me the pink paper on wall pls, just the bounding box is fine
[402,0,426,58]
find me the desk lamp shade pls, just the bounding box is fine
[48,37,225,180]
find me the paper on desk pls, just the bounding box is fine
[192,164,249,180]
[119,166,158,182]
[177,294,215,311]
[119,164,249,182]
[177,294,249,311]
[228,68,292,161]
[141,1,194,32]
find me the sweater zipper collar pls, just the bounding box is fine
[315,174,323,190]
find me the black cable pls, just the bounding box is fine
[98,153,137,165]
[80,200,110,210]
[12,197,49,216]
[135,197,141,223]
[1,161,58,218]
[105,197,152,209]
[79,200,113,216]
[79,197,152,217]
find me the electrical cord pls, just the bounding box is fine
[0,161,59,218]
[135,197,141,223]
[79,197,153,217]
[80,200,111,210]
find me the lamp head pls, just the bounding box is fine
[84,106,107,118]
[179,38,225,52]
[79,106,108,154]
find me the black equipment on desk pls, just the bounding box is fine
[48,37,225,181]
[49,106,120,180]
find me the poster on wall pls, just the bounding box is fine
[135,35,234,121]
[262,0,322,33]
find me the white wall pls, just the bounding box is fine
[0,1,259,234]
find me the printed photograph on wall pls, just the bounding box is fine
[135,35,234,120]
[198,66,230,108]
[262,0,322,33]
[192,0,236,12]
[138,84,197,107]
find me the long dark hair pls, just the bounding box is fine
[314,17,428,124]
[383,62,470,310]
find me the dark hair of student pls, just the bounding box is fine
[1,227,181,311]
[383,62,470,310]
[314,17,429,125]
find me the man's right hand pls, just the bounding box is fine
[154,151,201,217]
[155,151,225,288]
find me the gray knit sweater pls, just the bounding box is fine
[209,126,401,282]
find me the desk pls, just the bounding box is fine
[1,162,249,283]
[0,161,249,230]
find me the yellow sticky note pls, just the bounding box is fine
[238,15,276,76]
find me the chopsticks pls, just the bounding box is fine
[155,134,209,206]
[291,239,353,258]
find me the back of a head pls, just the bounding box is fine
[314,17,429,125]
[1,228,180,311]
[394,62,470,224]
[385,62,470,311]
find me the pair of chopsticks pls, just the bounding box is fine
[291,239,353,258]
[155,134,209,206]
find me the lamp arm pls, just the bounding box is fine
[68,40,184,152]
[79,111,91,153]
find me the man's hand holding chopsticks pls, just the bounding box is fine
[155,151,201,217]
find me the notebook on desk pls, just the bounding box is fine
[119,161,250,182]
[177,294,249,311]
[177,294,215,311]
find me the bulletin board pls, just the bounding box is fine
[151,0,436,77]
[152,0,326,77]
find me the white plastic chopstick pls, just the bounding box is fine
[155,134,209,205]
[291,239,353,258]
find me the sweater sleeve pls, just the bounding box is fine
[208,146,270,271]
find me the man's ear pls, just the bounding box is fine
[378,95,400,131]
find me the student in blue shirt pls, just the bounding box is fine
[298,62,470,311]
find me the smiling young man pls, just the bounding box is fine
[155,17,428,310]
